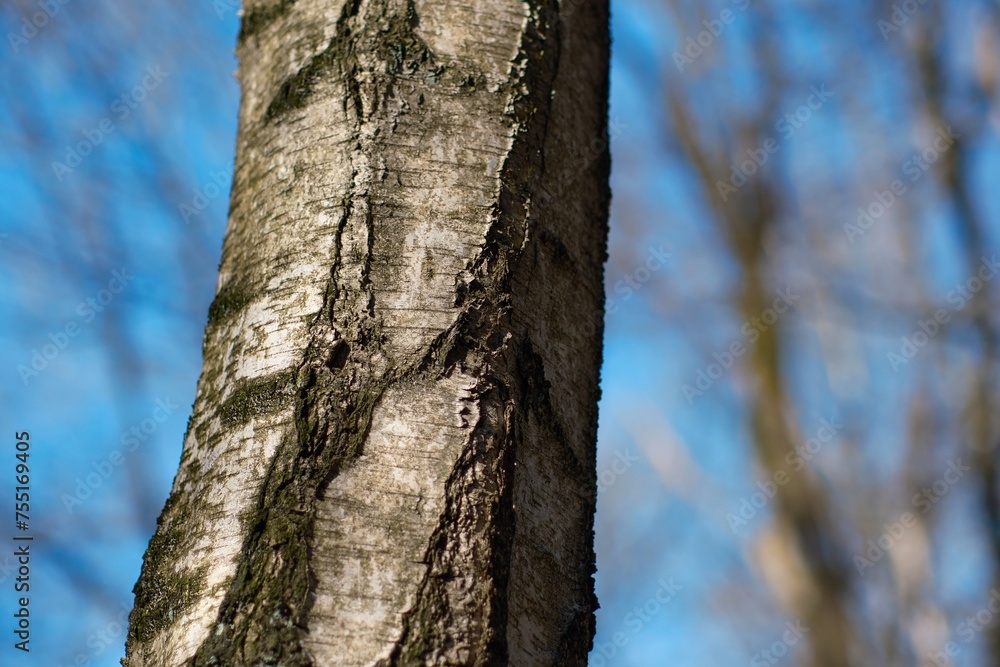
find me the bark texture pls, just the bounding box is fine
[124,0,609,663]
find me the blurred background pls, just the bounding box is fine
[1,0,999,665]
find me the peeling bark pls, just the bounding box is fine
[124,0,609,663]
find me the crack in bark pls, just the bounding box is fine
[376,0,576,662]
[379,379,517,667]
[190,189,392,664]
[264,0,435,125]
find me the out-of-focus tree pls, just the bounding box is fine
[600,0,1000,664]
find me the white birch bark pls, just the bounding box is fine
[124,0,609,663]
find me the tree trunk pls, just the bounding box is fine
[123,0,609,664]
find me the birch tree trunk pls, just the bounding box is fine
[124,0,609,663]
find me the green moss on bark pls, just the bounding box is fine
[206,280,255,329]
[128,493,209,646]
[217,370,296,429]
[237,0,298,45]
